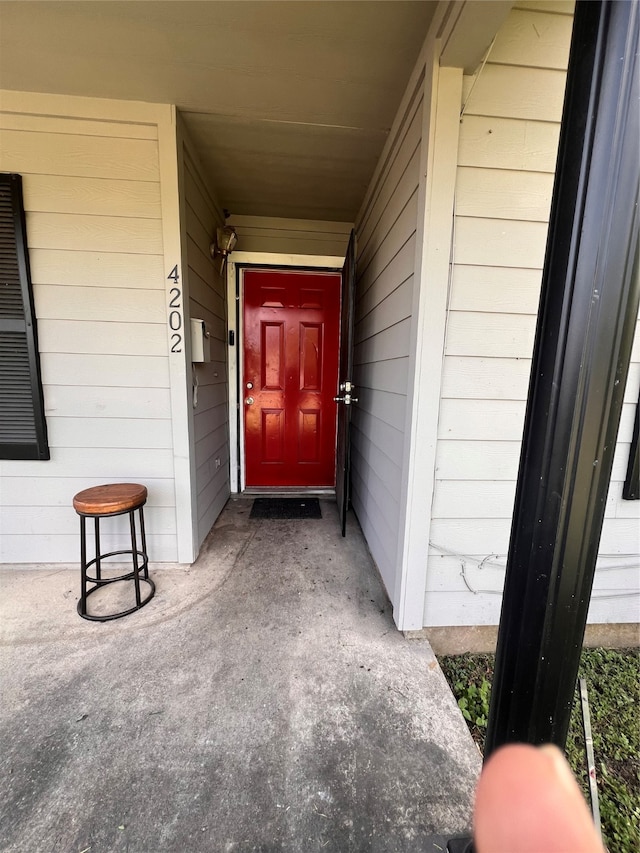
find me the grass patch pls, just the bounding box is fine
[439,648,640,853]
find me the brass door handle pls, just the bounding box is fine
[245,396,254,405]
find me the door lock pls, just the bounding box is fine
[245,396,254,405]
[334,380,357,405]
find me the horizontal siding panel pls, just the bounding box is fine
[0,535,177,564]
[186,233,216,289]
[35,285,165,323]
[351,424,403,498]
[489,9,573,69]
[450,265,542,314]
[233,230,349,256]
[423,588,507,627]
[0,476,175,507]
[194,382,227,415]
[430,518,512,556]
[198,480,231,543]
[23,174,161,219]
[456,167,554,221]
[28,249,164,289]
[437,440,521,480]
[350,409,404,468]
[446,311,536,358]
[354,318,412,364]
[186,199,215,256]
[352,387,407,433]
[437,438,633,482]
[454,217,549,268]
[196,448,230,501]
[189,270,225,322]
[441,356,532,400]
[358,93,422,254]
[356,236,416,320]
[462,65,567,123]
[355,277,413,344]
[438,399,526,441]
[458,116,561,172]
[350,462,399,581]
[432,345,629,415]
[357,145,421,273]
[26,212,163,255]
[1,112,157,140]
[355,357,409,397]
[357,190,419,294]
[185,163,220,231]
[47,416,173,449]
[0,129,160,181]
[438,399,640,442]
[1,505,176,536]
[195,423,228,469]
[41,353,169,389]
[431,518,640,557]
[37,320,167,356]
[43,385,171,419]
[0,447,174,479]
[194,401,228,443]
[432,481,517,519]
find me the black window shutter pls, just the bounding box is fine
[0,173,49,460]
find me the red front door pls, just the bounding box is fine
[243,269,341,487]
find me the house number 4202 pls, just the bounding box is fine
[167,265,182,353]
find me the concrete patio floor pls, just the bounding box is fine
[0,497,481,853]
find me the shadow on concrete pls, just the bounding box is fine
[0,497,481,852]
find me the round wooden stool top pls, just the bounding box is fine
[73,483,147,516]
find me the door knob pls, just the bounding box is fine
[334,393,358,405]
[245,396,254,405]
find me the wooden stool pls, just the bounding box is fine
[73,483,155,621]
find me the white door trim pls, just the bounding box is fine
[226,253,343,493]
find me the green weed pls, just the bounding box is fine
[439,648,639,853]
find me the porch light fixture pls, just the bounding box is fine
[210,225,238,275]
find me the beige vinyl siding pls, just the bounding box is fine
[0,105,178,562]
[228,215,351,257]
[424,2,640,627]
[351,81,423,598]
[178,120,230,547]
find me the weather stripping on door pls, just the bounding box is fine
[334,381,358,406]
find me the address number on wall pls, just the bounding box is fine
[167,265,182,353]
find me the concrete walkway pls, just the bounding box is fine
[0,498,481,853]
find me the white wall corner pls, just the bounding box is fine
[393,63,464,630]
[158,107,198,563]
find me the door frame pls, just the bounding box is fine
[226,252,343,493]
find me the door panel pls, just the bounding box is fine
[243,269,341,487]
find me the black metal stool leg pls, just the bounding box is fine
[94,516,102,581]
[129,510,142,607]
[79,515,87,616]
[139,505,149,580]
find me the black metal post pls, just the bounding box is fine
[484,0,639,755]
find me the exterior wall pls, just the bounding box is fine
[0,92,194,564]
[228,215,351,258]
[351,80,424,601]
[177,117,231,548]
[423,2,640,626]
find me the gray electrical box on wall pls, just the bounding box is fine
[190,318,211,362]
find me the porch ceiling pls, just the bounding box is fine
[0,1,439,222]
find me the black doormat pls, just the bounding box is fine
[249,497,322,520]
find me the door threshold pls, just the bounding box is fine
[242,487,336,498]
